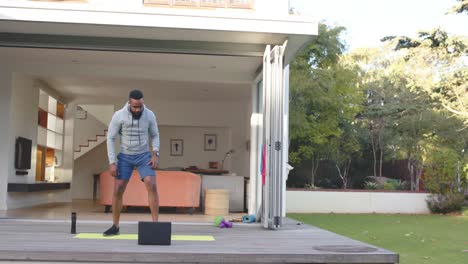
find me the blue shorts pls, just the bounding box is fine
[117,152,155,180]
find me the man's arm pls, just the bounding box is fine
[107,113,120,165]
[148,111,160,169]
[149,111,160,155]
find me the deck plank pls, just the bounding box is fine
[0,218,398,263]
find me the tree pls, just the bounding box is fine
[385,28,468,128]
[424,142,467,214]
[344,37,464,191]
[376,28,468,191]
[289,23,363,187]
[343,46,404,178]
[396,109,436,191]
[448,0,468,14]
[331,119,361,189]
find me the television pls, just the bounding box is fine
[15,137,32,170]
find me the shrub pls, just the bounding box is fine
[395,180,409,190]
[364,181,379,190]
[304,183,319,189]
[383,179,408,190]
[383,181,397,190]
[426,193,465,214]
[424,147,466,195]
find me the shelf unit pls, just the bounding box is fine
[36,90,65,182]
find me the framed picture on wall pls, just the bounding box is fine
[204,134,217,151]
[170,139,183,156]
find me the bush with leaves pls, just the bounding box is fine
[384,179,409,191]
[395,180,409,190]
[424,147,466,194]
[364,181,379,190]
[383,181,397,190]
[426,193,465,214]
[424,146,467,213]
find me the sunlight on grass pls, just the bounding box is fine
[288,212,468,264]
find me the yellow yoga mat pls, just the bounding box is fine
[75,233,215,241]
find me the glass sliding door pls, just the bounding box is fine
[261,41,287,229]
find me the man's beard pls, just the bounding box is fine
[131,111,142,120]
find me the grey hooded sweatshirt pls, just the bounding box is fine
[107,103,160,164]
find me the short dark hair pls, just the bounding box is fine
[129,89,143,100]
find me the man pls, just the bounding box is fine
[103,89,160,236]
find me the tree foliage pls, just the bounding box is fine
[289,23,363,186]
[288,12,467,194]
[448,0,468,14]
[384,28,468,128]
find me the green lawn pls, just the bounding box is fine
[288,208,468,264]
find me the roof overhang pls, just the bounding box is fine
[0,2,317,63]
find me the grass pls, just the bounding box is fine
[288,208,468,264]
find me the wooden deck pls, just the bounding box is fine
[0,218,398,264]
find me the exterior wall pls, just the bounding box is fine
[286,190,431,214]
[255,0,289,15]
[2,0,290,16]
[0,0,301,39]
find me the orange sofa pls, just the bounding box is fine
[99,170,201,213]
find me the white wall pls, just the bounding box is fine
[0,66,13,210]
[286,190,431,214]
[61,101,74,184]
[79,104,114,127]
[154,100,250,178]
[159,125,230,170]
[8,74,39,184]
[4,74,72,209]
[72,143,108,199]
[73,108,107,151]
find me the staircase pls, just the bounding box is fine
[74,129,108,160]
[73,105,114,160]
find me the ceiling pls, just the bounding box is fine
[44,77,251,102]
[2,47,258,102]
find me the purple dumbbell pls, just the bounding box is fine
[219,219,233,228]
